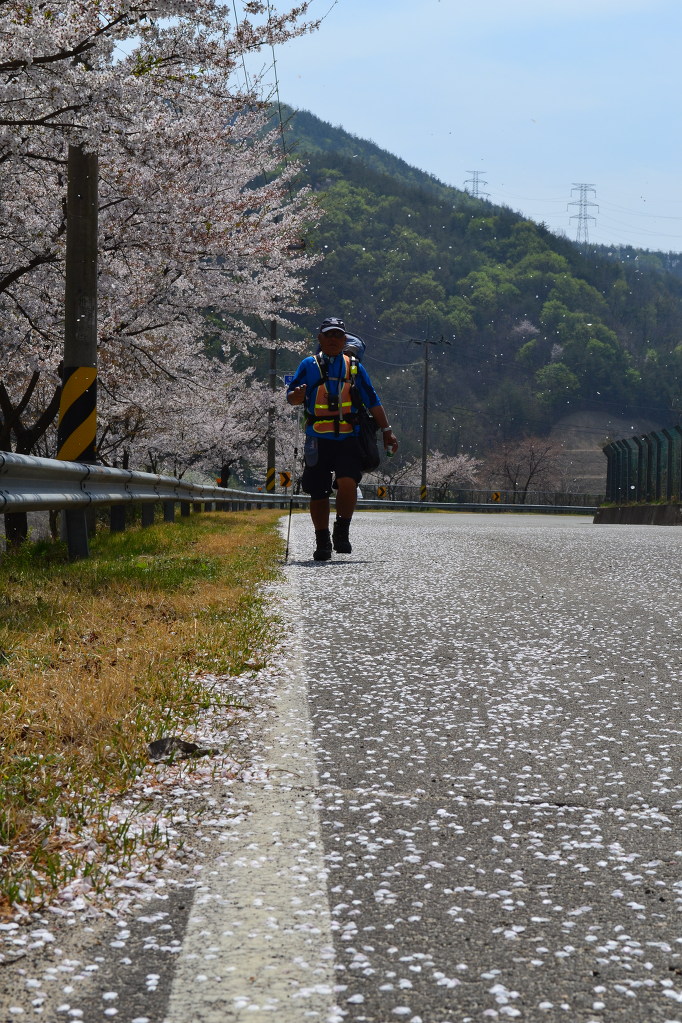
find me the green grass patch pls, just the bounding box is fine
[0,509,284,913]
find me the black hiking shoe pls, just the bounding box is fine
[332,518,352,554]
[313,529,333,561]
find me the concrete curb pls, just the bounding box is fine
[593,502,682,525]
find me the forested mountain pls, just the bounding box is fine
[276,108,682,463]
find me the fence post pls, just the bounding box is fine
[674,426,682,500]
[666,427,678,499]
[603,443,615,503]
[633,436,645,502]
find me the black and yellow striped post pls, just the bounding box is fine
[420,484,427,501]
[57,367,97,463]
[266,466,276,493]
[58,144,99,560]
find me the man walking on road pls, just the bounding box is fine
[286,317,398,561]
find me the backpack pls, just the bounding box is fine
[310,351,380,471]
[343,334,366,361]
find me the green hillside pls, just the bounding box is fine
[277,108,682,462]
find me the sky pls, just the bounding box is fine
[244,0,682,253]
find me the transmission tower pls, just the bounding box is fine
[464,170,489,200]
[568,183,599,246]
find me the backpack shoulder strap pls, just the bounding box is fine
[348,355,364,406]
[313,352,328,385]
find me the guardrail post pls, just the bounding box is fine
[4,514,28,549]
[141,503,155,527]
[110,505,126,533]
[180,501,190,517]
[62,509,89,560]
[163,501,175,522]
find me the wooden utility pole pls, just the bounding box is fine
[411,334,450,499]
[57,143,99,559]
[266,319,277,493]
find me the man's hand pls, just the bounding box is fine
[383,430,398,454]
[287,384,307,406]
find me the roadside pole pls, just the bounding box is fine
[57,144,98,560]
[411,333,450,501]
[266,319,277,495]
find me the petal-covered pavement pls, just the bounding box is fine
[284,511,682,1023]
[2,511,681,1023]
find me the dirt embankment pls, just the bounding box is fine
[550,410,660,493]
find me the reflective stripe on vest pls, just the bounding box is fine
[312,354,355,435]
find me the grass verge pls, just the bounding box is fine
[0,509,283,915]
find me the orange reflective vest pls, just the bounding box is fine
[310,354,357,436]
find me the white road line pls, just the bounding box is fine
[164,553,340,1023]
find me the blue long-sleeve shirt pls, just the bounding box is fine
[286,353,382,439]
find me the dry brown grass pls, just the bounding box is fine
[0,508,283,911]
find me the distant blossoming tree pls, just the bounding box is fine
[485,436,565,503]
[366,449,482,500]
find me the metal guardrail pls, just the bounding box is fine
[0,452,598,517]
[0,452,302,514]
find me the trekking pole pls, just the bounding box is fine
[284,444,298,563]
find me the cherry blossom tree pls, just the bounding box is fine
[365,449,482,500]
[0,0,318,475]
[423,449,482,500]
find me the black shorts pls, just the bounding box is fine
[301,436,364,499]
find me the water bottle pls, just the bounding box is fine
[304,435,318,467]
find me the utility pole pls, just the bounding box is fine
[266,319,277,493]
[410,334,451,499]
[568,183,598,247]
[464,170,490,201]
[57,143,99,559]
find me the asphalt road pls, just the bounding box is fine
[3,511,682,1023]
[278,510,682,1023]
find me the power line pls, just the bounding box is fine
[231,1,253,95]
